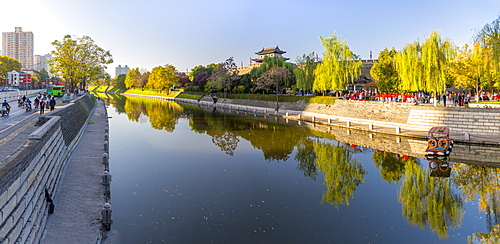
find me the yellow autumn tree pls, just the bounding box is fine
[449,43,499,100]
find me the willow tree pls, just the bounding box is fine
[398,161,464,239]
[476,16,500,72]
[313,32,362,93]
[314,142,366,208]
[395,31,455,93]
[250,56,295,88]
[293,52,317,91]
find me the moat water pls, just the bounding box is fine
[101,94,500,244]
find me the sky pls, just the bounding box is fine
[2,0,500,77]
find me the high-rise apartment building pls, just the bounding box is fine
[116,65,129,77]
[2,27,34,70]
[34,54,52,72]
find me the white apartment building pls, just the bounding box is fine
[115,65,129,77]
[2,27,34,70]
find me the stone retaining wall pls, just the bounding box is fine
[0,95,95,243]
[408,107,500,136]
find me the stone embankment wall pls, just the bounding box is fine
[0,95,94,243]
[224,98,500,137]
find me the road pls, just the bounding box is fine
[0,89,63,160]
[0,89,46,131]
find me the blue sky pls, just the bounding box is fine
[3,0,500,76]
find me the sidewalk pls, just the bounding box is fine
[42,99,108,243]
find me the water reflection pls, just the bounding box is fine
[98,93,500,243]
[313,141,366,207]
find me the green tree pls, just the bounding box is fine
[49,35,113,91]
[147,64,179,92]
[0,55,22,79]
[189,64,218,81]
[370,48,400,93]
[139,71,150,90]
[114,74,127,90]
[294,52,317,92]
[256,66,291,111]
[476,16,500,72]
[313,32,362,94]
[395,31,455,93]
[371,151,406,184]
[250,56,296,89]
[398,160,464,239]
[205,57,239,96]
[314,142,366,208]
[124,67,140,89]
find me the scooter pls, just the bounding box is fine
[25,103,32,112]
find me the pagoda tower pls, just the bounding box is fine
[252,46,289,63]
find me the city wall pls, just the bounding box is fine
[0,95,94,243]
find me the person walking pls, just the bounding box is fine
[49,97,56,111]
[40,99,46,114]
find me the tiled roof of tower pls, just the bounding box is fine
[255,46,286,55]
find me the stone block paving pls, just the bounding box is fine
[42,99,108,244]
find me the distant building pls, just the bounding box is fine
[34,54,52,72]
[2,27,34,70]
[115,65,129,77]
[237,46,291,75]
[252,46,289,63]
[6,70,23,87]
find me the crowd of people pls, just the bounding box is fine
[341,91,500,107]
[17,93,57,114]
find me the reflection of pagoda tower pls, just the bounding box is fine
[252,46,289,63]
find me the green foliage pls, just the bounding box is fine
[124,67,140,88]
[314,142,366,208]
[313,32,362,93]
[250,56,296,88]
[49,35,113,90]
[449,43,499,96]
[395,31,455,93]
[176,93,202,100]
[232,85,245,93]
[398,161,464,239]
[0,55,22,79]
[114,74,127,91]
[476,15,500,72]
[205,57,239,95]
[147,64,179,92]
[255,66,291,90]
[294,52,316,90]
[184,85,200,92]
[189,63,219,81]
[370,48,400,92]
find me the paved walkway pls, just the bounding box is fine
[42,99,109,243]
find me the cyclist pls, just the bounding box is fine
[2,100,11,114]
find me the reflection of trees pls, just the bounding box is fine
[314,142,366,208]
[372,151,407,184]
[295,139,318,180]
[398,161,464,239]
[211,131,239,156]
[119,96,183,132]
[188,109,309,161]
[453,164,500,243]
